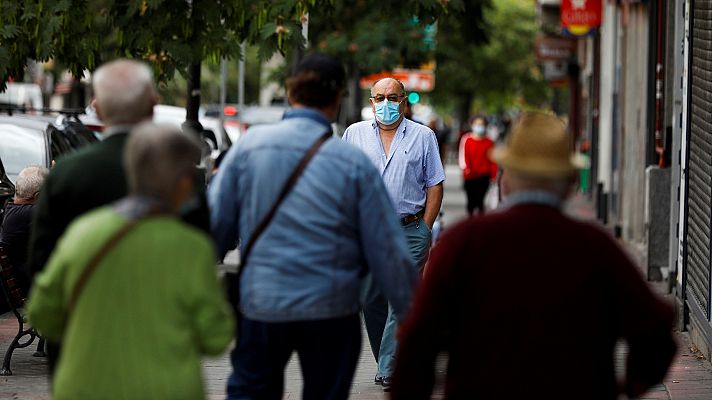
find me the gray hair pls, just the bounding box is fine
[15,165,49,200]
[124,123,201,203]
[93,59,157,127]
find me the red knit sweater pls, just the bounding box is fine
[392,204,676,400]
[458,134,497,181]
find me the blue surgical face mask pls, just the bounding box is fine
[473,125,486,136]
[374,100,402,125]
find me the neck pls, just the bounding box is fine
[377,117,402,133]
[290,103,335,122]
[13,198,33,205]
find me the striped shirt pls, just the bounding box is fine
[342,118,445,217]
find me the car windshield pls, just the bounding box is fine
[0,124,45,183]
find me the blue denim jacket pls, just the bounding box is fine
[208,108,416,322]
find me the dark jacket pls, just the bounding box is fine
[28,132,209,277]
[392,203,677,400]
[0,202,34,294]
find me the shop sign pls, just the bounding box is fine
[561,0,602,37]
[535,36,576,61]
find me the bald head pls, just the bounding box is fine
[370,78,405,98]
[93,59,157,128]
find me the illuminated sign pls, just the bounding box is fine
[561,0,602,37]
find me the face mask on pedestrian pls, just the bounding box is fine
[472,124,486,136]
[374,99,402,125]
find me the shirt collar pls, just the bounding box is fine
[371,118,408,135]
[283,107,331,128]
[103,124,134,137]
[501,190,564,210]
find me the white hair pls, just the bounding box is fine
[15,165,49,200]
[124,123,201,203]
[93,59,157,127]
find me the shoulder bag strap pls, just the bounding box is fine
[239,129,332,269]
[66,217,144,313]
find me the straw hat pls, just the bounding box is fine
[490,112,586,178]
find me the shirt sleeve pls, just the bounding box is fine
[458,135,468,171]
[207,147,241,260]
[187,239,235,356]
[27,233,70,342]
[356,160,416,320]
[423,129,445,188]
[604,235,677,395]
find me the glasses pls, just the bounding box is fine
[371,94,404,103]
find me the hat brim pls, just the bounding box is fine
[490,147,587,178]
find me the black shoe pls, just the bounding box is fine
[382,377,392,392]
[374,375,384,385]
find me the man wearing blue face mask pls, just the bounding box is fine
[342,77,445,391]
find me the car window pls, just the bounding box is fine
[50,128,73,162]
[0,124,46,182]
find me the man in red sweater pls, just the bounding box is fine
[392,112,677,399]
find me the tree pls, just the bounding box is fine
[431,0,551,126]
[0,1,484,125]
[0,0,326,127]
[307,0,489,123]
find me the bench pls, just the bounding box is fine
[0,246,45,376]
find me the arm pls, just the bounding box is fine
[207,147,240,259]
[422,183,443,229]
[26,239,69,342]
[605,238,677,396]
[423,130,446,228]
[188,241,235,355]
[458,135,468,171]
[391,221,467,399]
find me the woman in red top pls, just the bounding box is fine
[458,116,497,215]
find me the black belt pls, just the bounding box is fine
[401,210,425,226]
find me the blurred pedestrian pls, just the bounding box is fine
[28,123,234,400]
[391,112,677,400]
[342,77,445,390]
[28,58,210,373]
[458,115,497,215]
[209,53,415,400]
[0,165,48,295]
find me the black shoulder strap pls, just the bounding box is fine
[239,129,332,269]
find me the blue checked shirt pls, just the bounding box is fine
[208,108,415,322]
[342,118,446,217]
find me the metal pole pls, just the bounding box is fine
[220,57,228,109]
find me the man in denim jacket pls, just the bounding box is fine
[209,53,416,399]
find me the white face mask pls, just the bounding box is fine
[472,125,486,136]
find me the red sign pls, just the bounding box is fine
[359,69,435,92]
[561,0,602,37]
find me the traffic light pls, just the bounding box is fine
[408,92,421,104]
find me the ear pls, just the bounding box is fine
[92,98,105,122]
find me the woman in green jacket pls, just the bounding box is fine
[28,123,234,400]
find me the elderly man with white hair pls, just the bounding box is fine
[0,165,49,294]
[27,58,171,373]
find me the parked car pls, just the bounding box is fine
[0,114,99,219]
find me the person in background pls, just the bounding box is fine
[459,115,497,215]
[209,54,415,400]
[391,112,677,400]
[0,165,48,295]
[28,123,234,400]
[342,77,445,391]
